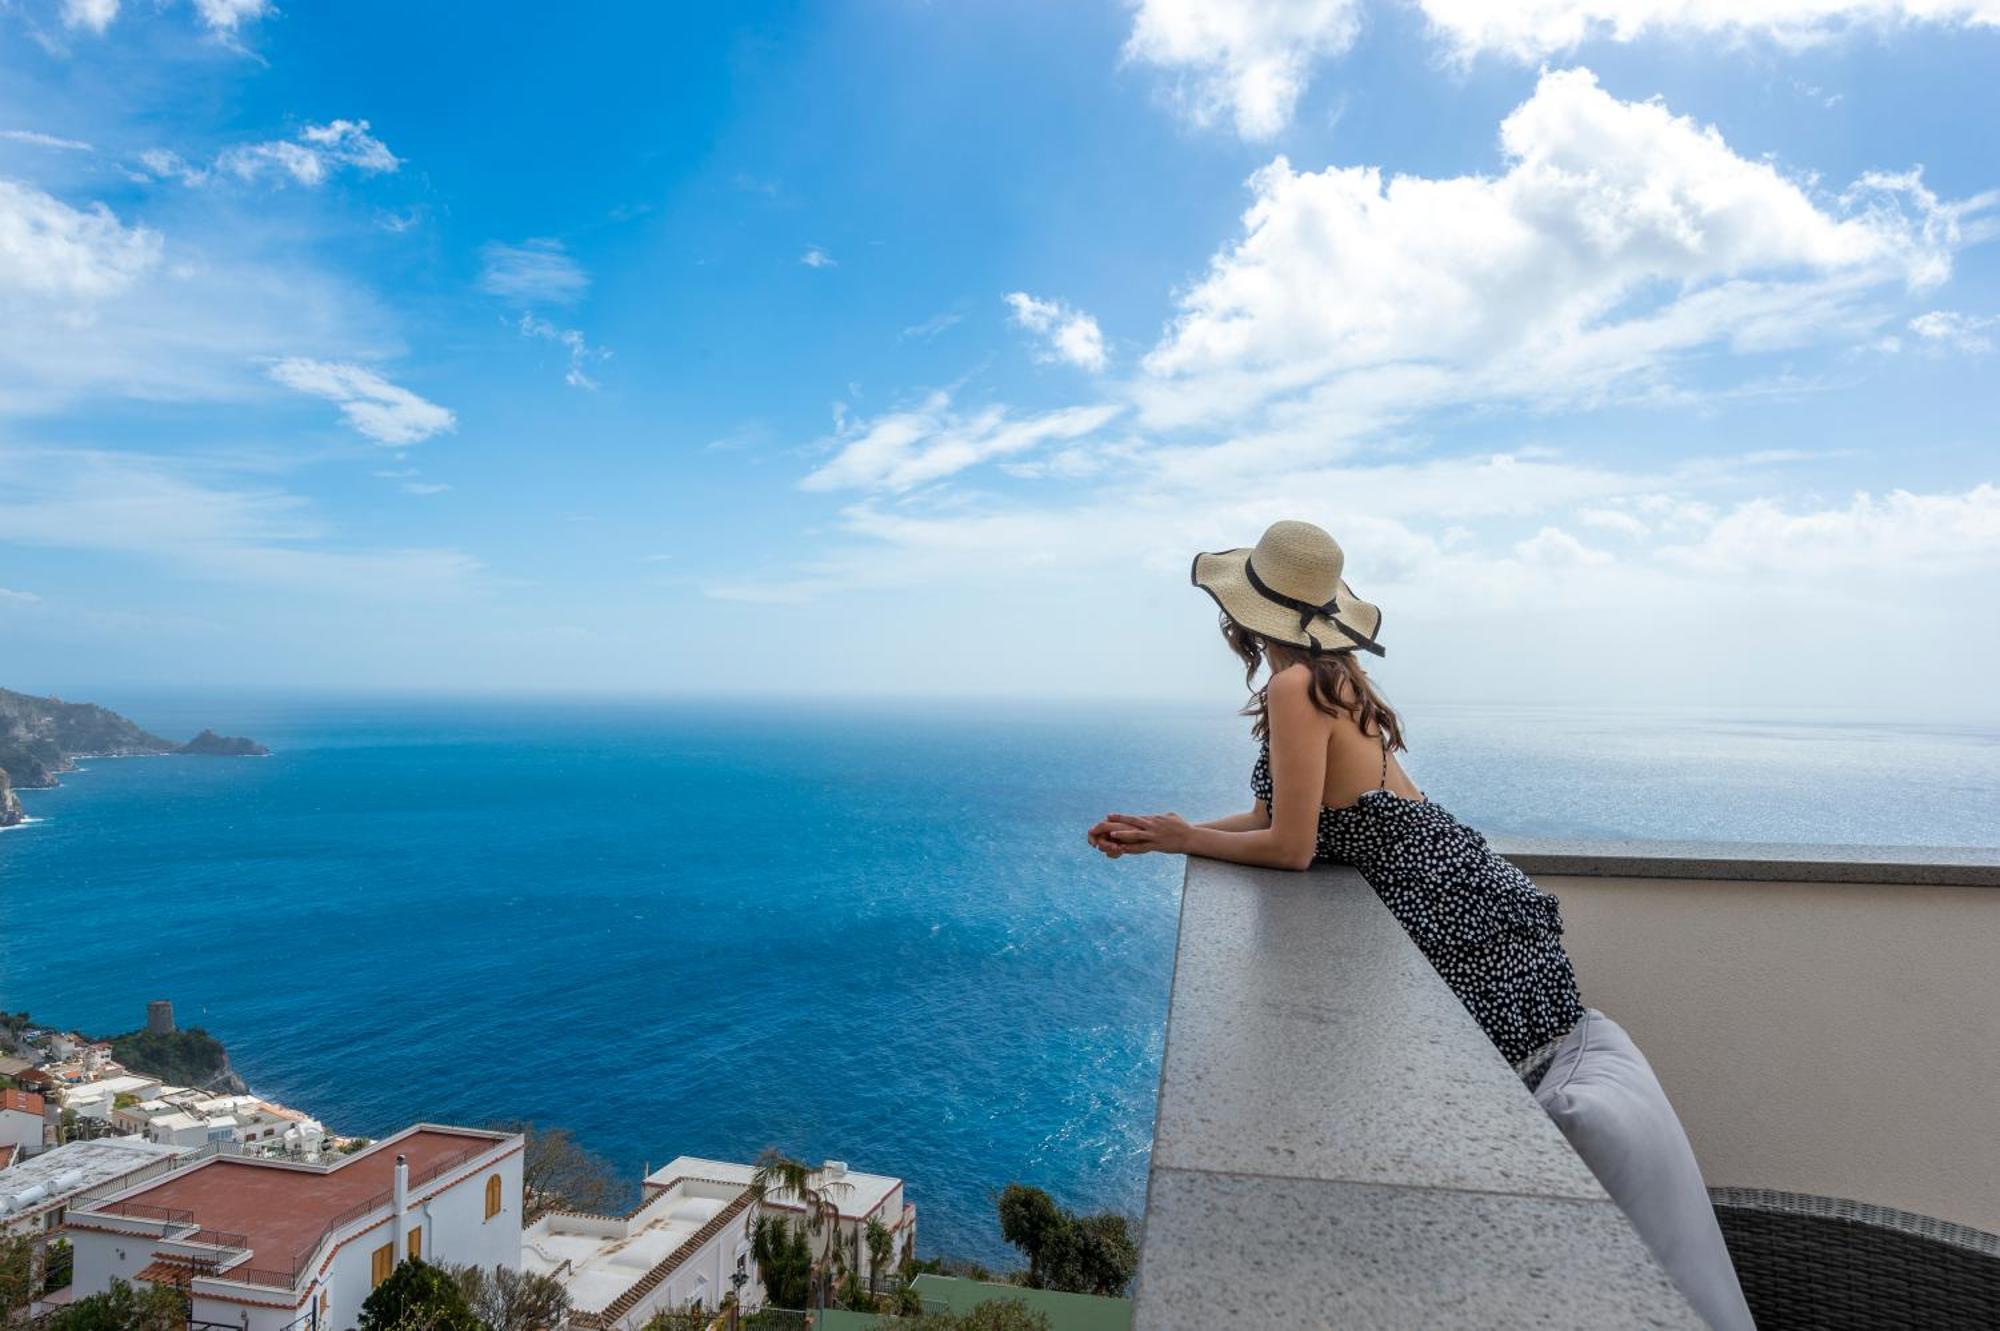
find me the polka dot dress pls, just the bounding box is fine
[1253,741,1585,1065]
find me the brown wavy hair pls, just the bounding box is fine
[1220,614,1406,751]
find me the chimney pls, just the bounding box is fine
[393,1154,410,1256]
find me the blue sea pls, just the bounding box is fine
[2,695,1995,1265]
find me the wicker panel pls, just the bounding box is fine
[1710,1188,2000,1331]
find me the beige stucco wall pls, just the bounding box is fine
[1547,874,1999,1234]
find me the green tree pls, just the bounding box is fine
[993,1186,1137,1297]
[49,1279,186,1331]
[0,1233,37,1318]
[637,1307,713,1331]
[750,1215,814,1309]
[995,1186,1064,1288]
[448,1262,569,1331]
[863,1217,894,1293]
[357,1259,483,1331]
[744,1151,852,1308]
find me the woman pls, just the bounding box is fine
[1087,520,1754,1331]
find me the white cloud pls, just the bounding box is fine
[0,444,478,597]
[1418,0,2000,62]
[267,358,456,445]
[0,129,93,151]
[800,245,837,269]
[801,390,1125,493]
[478,239,589,305]
[1005,292,1109,372]
[59,0,118,33]
[1906,309,1996,352]
[0,177,161,300]
[1514,525,1613,566]
[400,481,452,496]
[212,120,399,187]
[192,0,272,34]
[0,586,39,604]
[902,311,963,340]
[1124,0,1364,139]
[1663,485,2000,574]
[1140,68,1960,431]
[517,313,609,390]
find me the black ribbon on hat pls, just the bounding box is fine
[1244,557,1385,657]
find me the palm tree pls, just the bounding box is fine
[743,1150,853,1311]
[863,1218,894,1296]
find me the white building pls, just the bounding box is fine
[0,1137,185,1239]
[522,1170,755,1328]
[113,1090,326,1157]
[665,1157,914,1303]
[0,1091,46,1157]
[65,1124,523,1331]
[59,1075,162,1122]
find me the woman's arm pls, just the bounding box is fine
[1197,806,1270,832]
[1095,667,1331,871]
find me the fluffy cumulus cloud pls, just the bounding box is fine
[1124,0,1363,139]
[802,391,1124,493]
[1140,68,1960,428]
[267,359,456,446]
[0,178,162,299]
[59,0,119,32]
[1417,0,2000,62]
[1005,292,1109,372]
[478,239,589,305]
[1662,484,2000,574]
[800,245,837,269]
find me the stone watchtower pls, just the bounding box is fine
[145,1000,176,1036]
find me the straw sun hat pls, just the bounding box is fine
[1191,520,1385,657]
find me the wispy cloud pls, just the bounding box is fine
[802,390,1124,493]
[139,120,400,188]
[1004,292,1109,372]
[1903,309,1997,353]
[267,359,457,446]
[62,0,273,37]
[479,239,589,305]
[0,178,160,299]
[901,311,963,340]
[800,245,837,269]
[1418,0,2000,63]
[59,0,118,34]
[0,444,478,597]
[0,129,93,151]
[516,314,609,389]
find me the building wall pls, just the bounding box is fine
[1550,872,2000,1234]
[0,1110,40,1154]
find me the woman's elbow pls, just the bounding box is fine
[1279,844,1317,872]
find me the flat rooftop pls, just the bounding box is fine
[644,1156,902,1220]
[93,1127,502,1279]
[524,1190,737,1314]
[1,1137,183,1211]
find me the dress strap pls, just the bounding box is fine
[1379,736,1390,791]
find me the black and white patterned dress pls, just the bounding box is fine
[1252,741,1585,1065]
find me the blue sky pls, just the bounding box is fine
[2,0,1996,709]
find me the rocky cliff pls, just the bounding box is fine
[0,689,268,824]
[178,728,271,757]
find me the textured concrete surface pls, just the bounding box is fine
[1133,859,1701,1330]
[1495,837,2000,887]
[1149,861,1606,1200]
[1137,1170,1702,1331]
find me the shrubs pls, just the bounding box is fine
[357,1259,483,1331]
[994,1185,1137,1296]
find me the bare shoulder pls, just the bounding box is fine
[1266,665,1332,732]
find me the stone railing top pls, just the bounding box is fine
[1493,837,2000,887]
[1132,858,1703,1329]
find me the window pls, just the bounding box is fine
[484,1174,503,1220]
[407,1226,421,1260]
[370,1243,394,1287]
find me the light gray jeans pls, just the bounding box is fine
[1532,1009,1757,1331]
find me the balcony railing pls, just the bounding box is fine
[1132,843,2000,1328]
